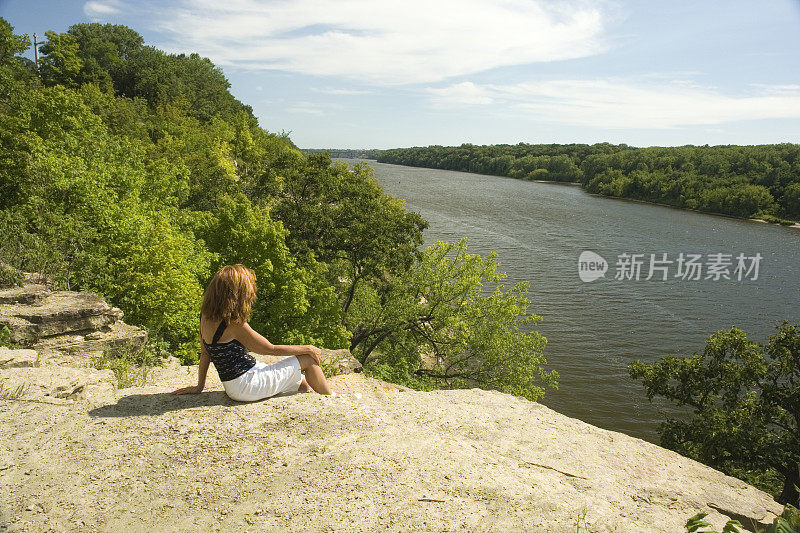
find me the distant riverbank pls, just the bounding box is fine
[374,156,800,229]
[582,191,800,229]
[376,143,800,228]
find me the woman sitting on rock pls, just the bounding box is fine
[173,264,333,400]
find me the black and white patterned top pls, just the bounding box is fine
[203,320,256,382]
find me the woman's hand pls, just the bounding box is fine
[172,385,203,395]
[306,345,322,365]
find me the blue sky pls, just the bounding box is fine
[2,0,799,149]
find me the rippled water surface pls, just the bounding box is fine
[344,159,800,441]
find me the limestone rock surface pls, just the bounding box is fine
[1,357,782,532]
[0,282,146,360]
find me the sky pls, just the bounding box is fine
[1,0,800,149]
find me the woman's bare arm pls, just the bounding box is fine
[232,322,321,363]
[172,337,211,394]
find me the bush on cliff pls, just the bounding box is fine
[350,239,558,401]
[630,322,800,505]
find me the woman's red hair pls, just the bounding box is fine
[201,264,257,324]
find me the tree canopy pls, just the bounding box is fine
[378,142,800,222]
[0,18,556,400]
[630,322,800,505]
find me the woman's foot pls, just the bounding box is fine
[298,377,313,393]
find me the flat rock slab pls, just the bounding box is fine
[0,347,39,369]
[34,322,147,362]
[0,291,123,344]
[0,284,50,306]
[0,283,146,356]
[0,372,781,532]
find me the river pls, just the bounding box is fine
[341,159,800,442]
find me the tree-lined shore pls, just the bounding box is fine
[378,143,800,225]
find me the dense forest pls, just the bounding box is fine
[378,143,800,223]
[0,19,556,401]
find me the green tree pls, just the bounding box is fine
[199,194,348,350]
[67,22,144,92]
[783,183,800,219]
[38,30,82,87]
[350,238,558,401]
[271,156,427,323]
[0,76,217,348]
[629,322,800,504]
[97,211,211,348]
[0,17,34,98]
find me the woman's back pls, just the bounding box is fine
[200,316,236,345]
[200,316,257,382]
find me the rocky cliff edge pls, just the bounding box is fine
[0,281,783,532]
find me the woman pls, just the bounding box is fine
[172,264,333,400]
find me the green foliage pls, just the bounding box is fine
[0,381,28,400]
[630,322,800,504]
[0,17,34,98]
[0,263,22,288]
[38,30,83,88]
[91,345,161,389]
[685,505,800,533]
[378,143,800,222]
[0,325,13,347]
[379,142,603,183]
[773,505,800,533]
[0,18,30,68]
[67,23,143,93]
[271,155,427,322]
[782,184,800,219]
[756,213,796,226]
[685,513,744,533]
[96,211,211,345]
[350,238,558,401]
[0,81,212,346]
[320,360,345,379]
[200,193,348,349]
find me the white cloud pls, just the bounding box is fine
[286,101,343,115]
[154,0,611,85]
[312,87,372,95]
[426,78,800,128]
[428,82,493,106]
[83,0,123,18]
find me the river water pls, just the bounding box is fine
[342,159,800,442]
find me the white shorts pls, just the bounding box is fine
[222,357,303,402]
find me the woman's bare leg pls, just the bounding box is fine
[295,355,332,395]
[298,376,312,393]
